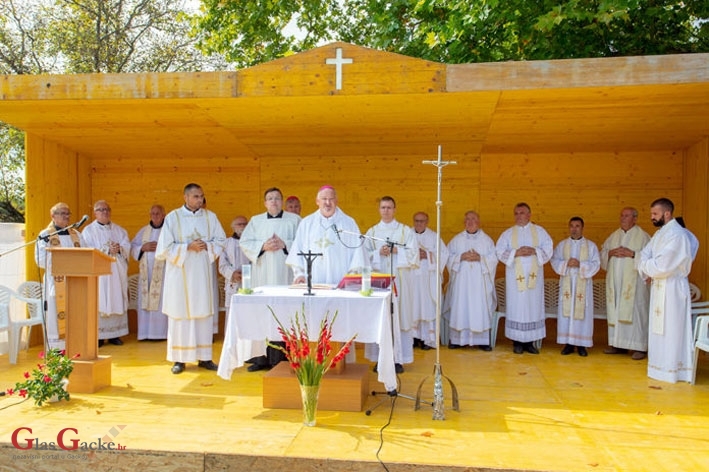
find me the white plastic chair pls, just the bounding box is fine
[593,279,607,319]
[490,278,506,348]
[691,316,709,385]
[0,285,45,364]
[690,283,701,302]
[127,274,140,311]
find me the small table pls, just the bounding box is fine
[217,286,397,391]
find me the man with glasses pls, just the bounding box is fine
[35,202,86,350]
[239,188,300,371]
[82,200,130,347]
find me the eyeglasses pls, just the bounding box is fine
[414,219,427,223]
[55,212,71,216]
[95,208,110,212]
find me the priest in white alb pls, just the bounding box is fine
[156,183,226,374]
[550,217,600,357]
[444,211,497,350]
[638,198,694,383]
[600,207,650,360]
[82,200,130,346]
[363,196,419,372]
[408,211,448,350]
[496,202,553,354]
[130,204,168,340]
[35,202,86,350]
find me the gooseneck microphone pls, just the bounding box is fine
[72,214,89,229]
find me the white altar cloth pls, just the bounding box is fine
[217,286,397,391]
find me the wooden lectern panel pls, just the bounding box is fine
[47,247,114,393]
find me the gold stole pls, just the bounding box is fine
[511,225,539,291]
[47,226,81,338]
[605,228,644,325]
[139,227,165,311]
[561,239,588,320]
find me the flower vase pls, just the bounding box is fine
[48,378,70,404]
[299,384,320,427]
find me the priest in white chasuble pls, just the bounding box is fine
[130,204,168,341]
[496,202,553,354]
[600,207,650,360]
[240,187,301,287]
[82,200,130,346]
[363,196,419,372]
[551,217,600,357]
[286,185,365,285]
[156,183,226,374]
[408,212,448,350]
[638,198,694,384]
[444,211,497,351]
[35,202,86,350]
[219,216,250,309]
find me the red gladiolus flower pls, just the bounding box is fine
[23,371,30,379]
[19,389,27,398]
[43,375,51,383]
[6,388,14,396]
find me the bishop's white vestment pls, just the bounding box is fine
[638,219,694,383]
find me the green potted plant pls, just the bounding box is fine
[6,348,78,406]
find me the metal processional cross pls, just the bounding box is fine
[417,145,460,420]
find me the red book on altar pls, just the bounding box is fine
[337,273,394,290]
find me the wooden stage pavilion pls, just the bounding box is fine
[2,321,709,472]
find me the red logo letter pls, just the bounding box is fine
[57,428,79,451]
[11,427,33,450]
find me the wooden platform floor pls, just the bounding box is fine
[2,324,709,472]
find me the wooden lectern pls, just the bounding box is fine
[48,247,114,393]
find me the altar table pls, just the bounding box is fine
[217,286,397,391]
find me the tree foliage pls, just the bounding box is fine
[0,0,230,221]
[194,0,709,67]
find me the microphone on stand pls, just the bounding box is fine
[71,214,89,230]
[331,224,340,234]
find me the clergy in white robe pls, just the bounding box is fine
[35,203,86,350]
[409,212,448,349]
[130,205,168,341]
[286,186,364,285]
[495,203,553,354]
[444,211,497,350]
[600,207,650,358]
[219,216,251,308]
[363,197,419,368]
[156,184,226,374]
[240,188,301,287]
[638,198,694,384]
[551,217,600,356]
[82,200,130,344]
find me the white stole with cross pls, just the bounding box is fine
[561,238,588,320]
[511,225,539,291]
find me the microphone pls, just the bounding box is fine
[72,214,89,230]
[331,224,341,234]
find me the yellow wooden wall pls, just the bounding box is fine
[684,138,709,293]
[26,137,708,297]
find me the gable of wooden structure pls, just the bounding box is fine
[0,42,707,294]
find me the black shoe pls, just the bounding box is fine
[245,356,262,364]
[98,339,105,347]
[247,363,268,372]
[198,360,218,371]
[421,344,433,351]
[395,363,404,374]
[513,343,524,354]
[479,345,492,352]
[578,347,588,357]
[524,343,540,355]
[372,363,378,373]
[413,338,422,349]
[171,362,185,374]
[561,344,575,355]
[108,337,123,346]
[448,342,462,349]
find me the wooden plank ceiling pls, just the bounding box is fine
[0,44,707,160]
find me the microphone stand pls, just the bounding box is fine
[337,228,432,414]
